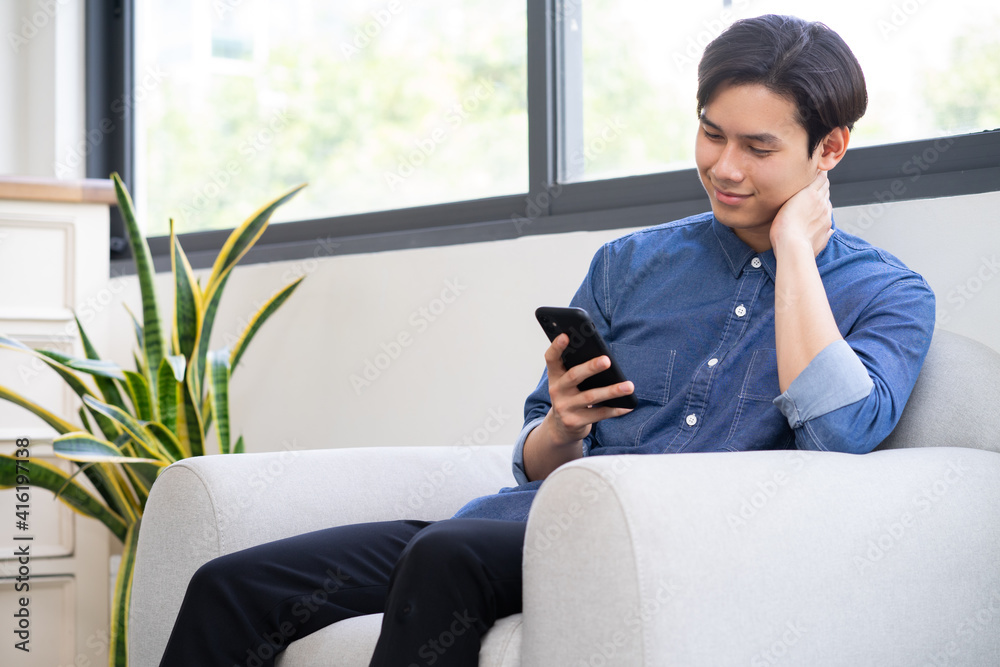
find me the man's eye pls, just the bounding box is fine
[703,129,722,140]
[749,147,773,156]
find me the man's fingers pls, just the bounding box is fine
[579,380,633,404]
[563,354,610,384]
[557,356,634,405]
[543,334,569,373]
[544,337,635,419]
[544,333,568,355]
[582,404,634,421]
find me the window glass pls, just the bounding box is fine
[136,0,527,235]
[578,0,1000,182]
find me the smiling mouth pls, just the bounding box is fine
[713,186,751,205]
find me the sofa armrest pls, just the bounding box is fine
[521,448,1000,666]
[130,444,514,667]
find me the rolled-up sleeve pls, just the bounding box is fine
[774,277,935,454]
[773,339,873,428]
[511,415,546,485]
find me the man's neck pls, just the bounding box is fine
[732,226,773,254]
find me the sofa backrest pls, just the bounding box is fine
[876,329,1000,453]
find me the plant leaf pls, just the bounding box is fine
[171,218,202,359]
[75,314,130,413]
[58,414,136,521]
[82,395,169,464]
[112,433,155,510]
[123,302,145,355]
[132,350,148,383]
[0,336,125,441]
[202,395,213,437]
[144,421,184,462]
[192,182,305,401]
[0,333,35,353]
[165,353,186,381]
[233,435,245,454]
[110,519,140,667]
[0,335,95,400]
[205,183,306,295]
[230,276,304,372]
[9,344,122,441]
[70,459,140,529]
[53,460,98,497]
[112,172,163,408]
[65,357,127,380]
[156,357,184,437]
[177,378,205,458]
[120,465,153,511]
[0,384,77,434]
[38,350,126,381]
[78,406,93,432]
[208,349,231,455]
[35,350,125,380]
[53,433,166,466]
[122,370,153,422]
[189,270,231,406]
[0,455,127,542]
[51,441,154,524]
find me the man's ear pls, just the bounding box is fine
[816,127,850,171]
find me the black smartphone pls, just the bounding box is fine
[535,306,638,409]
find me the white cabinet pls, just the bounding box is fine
[0,177,115,666]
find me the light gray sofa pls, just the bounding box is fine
[130,329,1000,666]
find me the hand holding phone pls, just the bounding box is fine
[521,307,636,481]
[535,306,638,410]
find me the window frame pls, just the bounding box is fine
[89,0,1000,274]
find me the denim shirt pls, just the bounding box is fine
[452,212,936,522]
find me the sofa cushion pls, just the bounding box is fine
[274,612,522,666]
[877,329,1000,452]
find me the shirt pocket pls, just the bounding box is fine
[609,342,675,406]
[740,348,780,401]
[726,348,792,450]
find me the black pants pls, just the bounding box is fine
[157,518,527,667]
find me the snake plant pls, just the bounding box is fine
[0,173,306,666]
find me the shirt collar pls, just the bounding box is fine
[710,216,839,282]
[711,216,776,281]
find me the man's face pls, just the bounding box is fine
[695,82,823,244]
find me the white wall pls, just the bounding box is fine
[104,226,632,455]
[0,1,26,173]
[0,0,85,178]
[836,193,1000,342]
[101,190,1000,456]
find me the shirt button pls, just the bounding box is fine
[751,257,762,269]
[707,358,719,367]
[685,414,697,426]
[735,304,747,317]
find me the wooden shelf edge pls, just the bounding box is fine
[0,175,118,205]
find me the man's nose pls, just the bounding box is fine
[712,142,745,184]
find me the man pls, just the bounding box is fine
[159,14,934,666]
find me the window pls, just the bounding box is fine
[577,0,1000,182]
[135,0,527,236]
[89,1,1000,268]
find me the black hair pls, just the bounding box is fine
[697,15,868,155]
